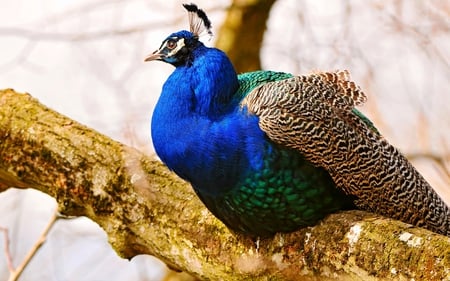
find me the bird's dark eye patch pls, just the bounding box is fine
[166,39,177,49]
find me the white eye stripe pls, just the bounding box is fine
[165,38,185,57]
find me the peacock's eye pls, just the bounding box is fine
[166,39,177,49]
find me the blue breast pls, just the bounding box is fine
[151,45,266,194]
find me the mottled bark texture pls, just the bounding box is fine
[0,89,449,280]
[215,0,277,73]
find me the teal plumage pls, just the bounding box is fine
[146,4,450,237]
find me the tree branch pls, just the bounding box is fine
[0,89,449,280]
[215,0,277,72]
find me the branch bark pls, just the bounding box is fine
[0,89,449,280]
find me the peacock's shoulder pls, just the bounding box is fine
[236,70,293,100]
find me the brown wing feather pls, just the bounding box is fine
[242,70,450,236]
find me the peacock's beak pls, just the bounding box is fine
[144,49,164,62]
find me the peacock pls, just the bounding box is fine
[145,3,450,237]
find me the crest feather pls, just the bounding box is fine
[182,3,213,38]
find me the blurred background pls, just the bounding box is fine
[0,0,448,280]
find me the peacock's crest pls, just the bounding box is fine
[182,3,213,39]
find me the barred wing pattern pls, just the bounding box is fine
[242,70,450,236]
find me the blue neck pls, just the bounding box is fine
[169,45,239,117]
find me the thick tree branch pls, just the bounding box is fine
[0,89,449,280]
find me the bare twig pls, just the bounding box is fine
[6,208,59,281]
[0,226,14,271]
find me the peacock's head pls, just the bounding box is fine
[144,30,200,66]
[145,3,212,66]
